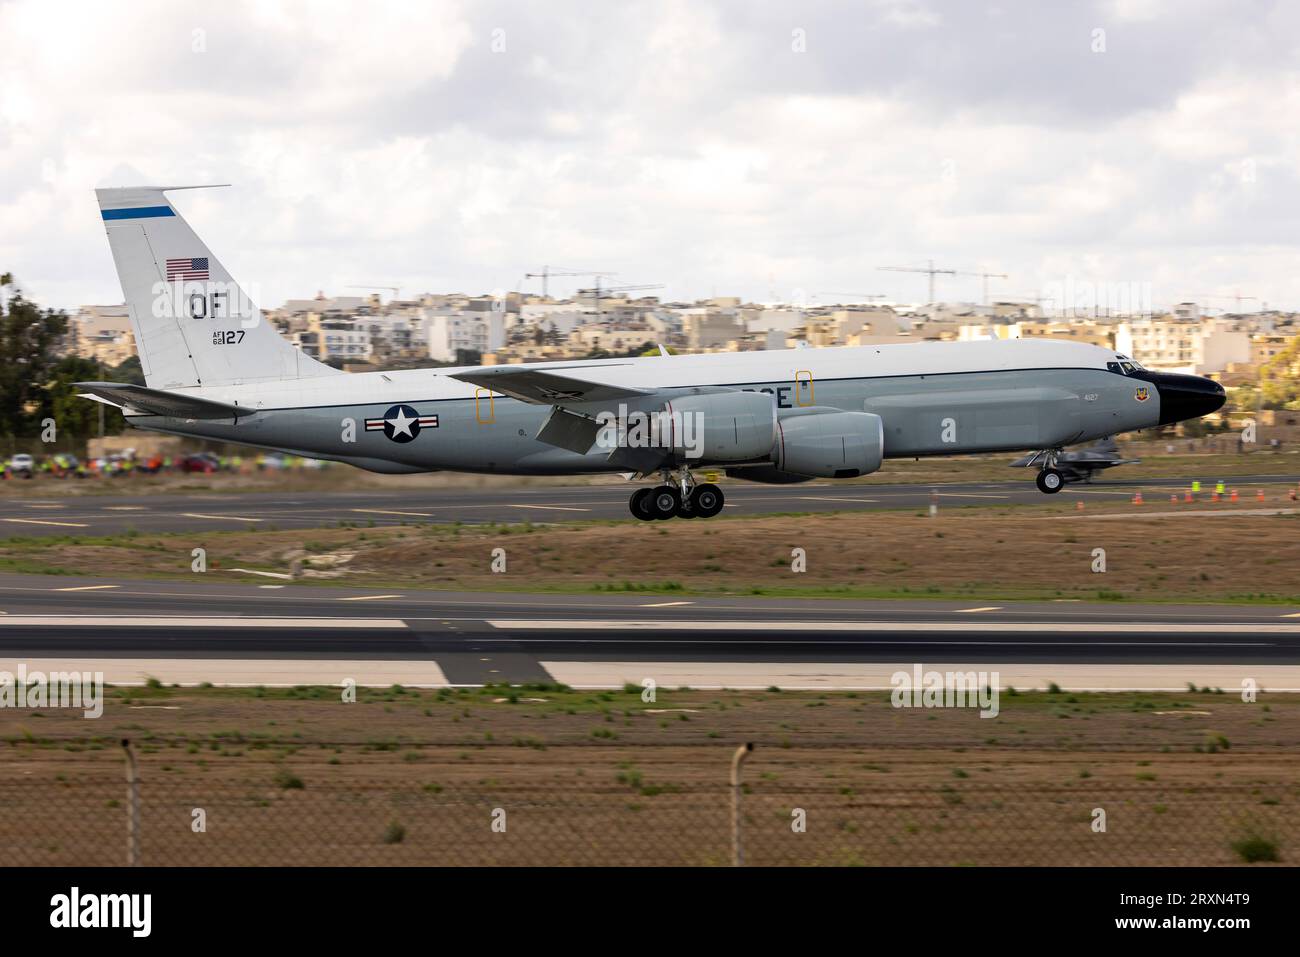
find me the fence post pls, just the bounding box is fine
[730,742,754,866]
[122,738,140,867]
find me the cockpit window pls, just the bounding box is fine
[1107,361,1123,374]
[1120,361,1136,375]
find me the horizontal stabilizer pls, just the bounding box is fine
[449,366,652,405]
[74,382,252,420]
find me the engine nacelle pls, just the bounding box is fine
[665,390,777,462]
[773,411,885,478]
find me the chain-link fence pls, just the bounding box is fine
[2,741,1295,866]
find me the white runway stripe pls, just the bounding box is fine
[180,512,262,522]
[489,619,1300,634]
[0,616,409,628]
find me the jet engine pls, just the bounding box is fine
[771,410,885,478]
[663,390,778,462]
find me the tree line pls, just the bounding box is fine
[0,273,142,447]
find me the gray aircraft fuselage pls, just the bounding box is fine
[128,363,1181,476]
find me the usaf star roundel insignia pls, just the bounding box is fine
[365,404,439,443]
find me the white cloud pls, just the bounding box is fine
[3,0,1300,312]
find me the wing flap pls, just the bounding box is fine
[449,366,651,405]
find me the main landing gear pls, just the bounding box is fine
[629,469,725,521]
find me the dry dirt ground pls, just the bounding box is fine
[3,498,1297,602]
[1,686,1295,866]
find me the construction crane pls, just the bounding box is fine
[524,266,614,299]
[876,261,957,303]
[1195,293,1259,313]
[816,292,889,303]
[576,281,666,322]
[954,270,1009,306]
[1018,293,1057,316]
[347,284,401,301]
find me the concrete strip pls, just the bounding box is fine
[540,660,1300,692]
[0,657,446,687]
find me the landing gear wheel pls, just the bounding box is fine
[690,483,725,518]
[1036,468,1064,494]
[629,487,656,521]
[649,485,681,520]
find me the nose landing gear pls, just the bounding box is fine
[1024,449,1066,494]
[1036,467,1064,494]
[628,470,725,520]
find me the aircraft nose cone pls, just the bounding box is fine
[1146,372,1226,426]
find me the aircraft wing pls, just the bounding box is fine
[448,366,653,405]
[75,382,252,420]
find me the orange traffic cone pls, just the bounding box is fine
[1230,489,1239,503]
[1257,488,1266,503]
[1076,500,1084,511]
[1133,491,1144,505]
[1184,491,1194,503]
[1212,491,1220,503]
[1170,494,1178,504]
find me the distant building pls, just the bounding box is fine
[428,311,505,362]
[681,308,741,349]
[1115,316,1249,374]
[67,304,135,366]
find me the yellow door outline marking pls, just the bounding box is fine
[795,369,814,406]
[475,388,495,424]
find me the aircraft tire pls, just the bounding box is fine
[649,485,681,520]
[690,484,725,518]
[629,487,657,521]
[1036,468,1064,494]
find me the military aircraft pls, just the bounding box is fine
[78,186,1225,519]
[1009,436,1141,484]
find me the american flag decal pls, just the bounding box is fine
[166,257,210,281]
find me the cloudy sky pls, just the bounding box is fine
[3,0,1300,313]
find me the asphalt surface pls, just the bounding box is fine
[0,573,1297,688]
[1,473,1298,537]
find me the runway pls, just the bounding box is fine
[1,572,1298,691]
[2,473,1298,536]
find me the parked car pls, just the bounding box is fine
[8,453,35,478]
[179,453,220,474]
